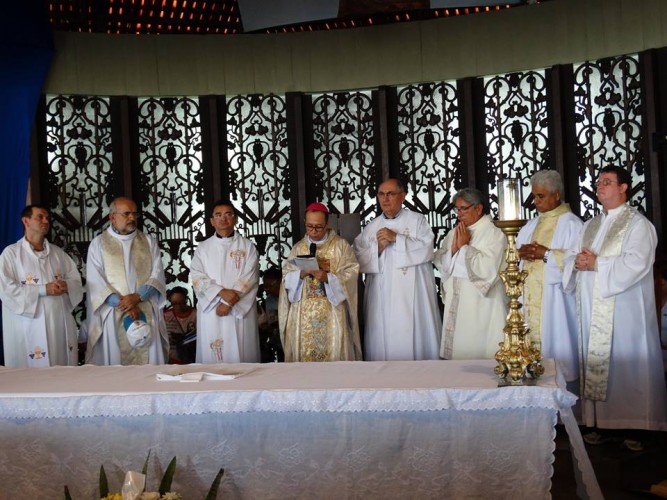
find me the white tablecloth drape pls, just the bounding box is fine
[0,359,601,499]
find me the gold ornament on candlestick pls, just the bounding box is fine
[494,179,544,386]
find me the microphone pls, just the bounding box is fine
[310,243,317,257]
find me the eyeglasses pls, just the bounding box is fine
[595,179,619,187]
[305,224,326,231]
[377,191,403,198]
[114,211,141,219]
[212,212,235,219]
[455,204,476,213]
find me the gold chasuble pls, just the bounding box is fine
[578,205,634,401]
[523,203,571,349]
[100,230,154,365]
[279,230,361,362]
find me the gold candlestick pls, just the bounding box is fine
[493,219,544,386]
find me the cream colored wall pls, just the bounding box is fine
[44,0,667,96]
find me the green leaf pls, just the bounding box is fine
[142,449,152,492]
[159,457,177,495]
[63,485,72,500]
[99,465,109,498]
[204,468,225,500]
[142,449,151,475]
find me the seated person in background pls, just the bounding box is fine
[257,267,284,362]
[163,286,197,364]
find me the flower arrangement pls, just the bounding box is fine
[63,450,224,500]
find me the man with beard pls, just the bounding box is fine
[85,197,168,365]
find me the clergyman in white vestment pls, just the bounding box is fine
[434,188,507,359]
[354,178,441,361]
[0,205,83,367]
[85,197,168,365]
[190,200,259,363]
[563,166,667,433]
[517,170,583,383]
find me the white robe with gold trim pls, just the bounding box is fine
[517,205,582,381]
[434,215,507,360]
[85,227,167,365]
[563,204,667,430]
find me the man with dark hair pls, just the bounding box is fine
[0,205,83,367]
[190,199,259,363]
[354,178,441,361]
[434,187,507,359]
[564,166,667,445]
[279,202,362,362]
[85,197,168,365]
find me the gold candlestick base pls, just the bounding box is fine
[493,219,544,386]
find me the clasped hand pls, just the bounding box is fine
[376,227,397,254]
[118,293,141,320]
[450,222,471,255]
[574,248,597,271]
[518,241,547,261]
[45,279,68,296]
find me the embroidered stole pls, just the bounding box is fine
[100,231,153,365]
[15,239,54,367]
[577,205,634,401]
[522,204,571,349]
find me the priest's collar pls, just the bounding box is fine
[216,230,235,239]
[382,208,403,220]
[308,231,330,245]
[602,203,626,217]
[108,225,137,241]
[538,203,571,219]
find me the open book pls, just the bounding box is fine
[286,255,319,271]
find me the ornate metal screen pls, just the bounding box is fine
[572,54,646,219]
[43,94,114,325]
[396,82,461,248]
[136,97,206,293]
[310,91,377,225]
[225,94,291,274]
[483,70,550,219]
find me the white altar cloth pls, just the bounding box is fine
[0,360,600,499]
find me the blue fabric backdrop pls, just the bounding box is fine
[0,1,53,364]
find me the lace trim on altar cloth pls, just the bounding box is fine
[0,384,577,420]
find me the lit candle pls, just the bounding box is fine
[498,178,521,220]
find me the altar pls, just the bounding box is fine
[0,359,600,499]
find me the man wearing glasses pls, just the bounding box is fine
[434,187,507,360]
[85,197,168,365]
[190,200,260,363]
[563,166,667,446]
[354,178,441,361]
[279,202,362,362]
[0,205,83,367]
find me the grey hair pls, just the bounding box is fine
[454,188,485,212]
[109,197,134,214]
[530,170,563,198]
